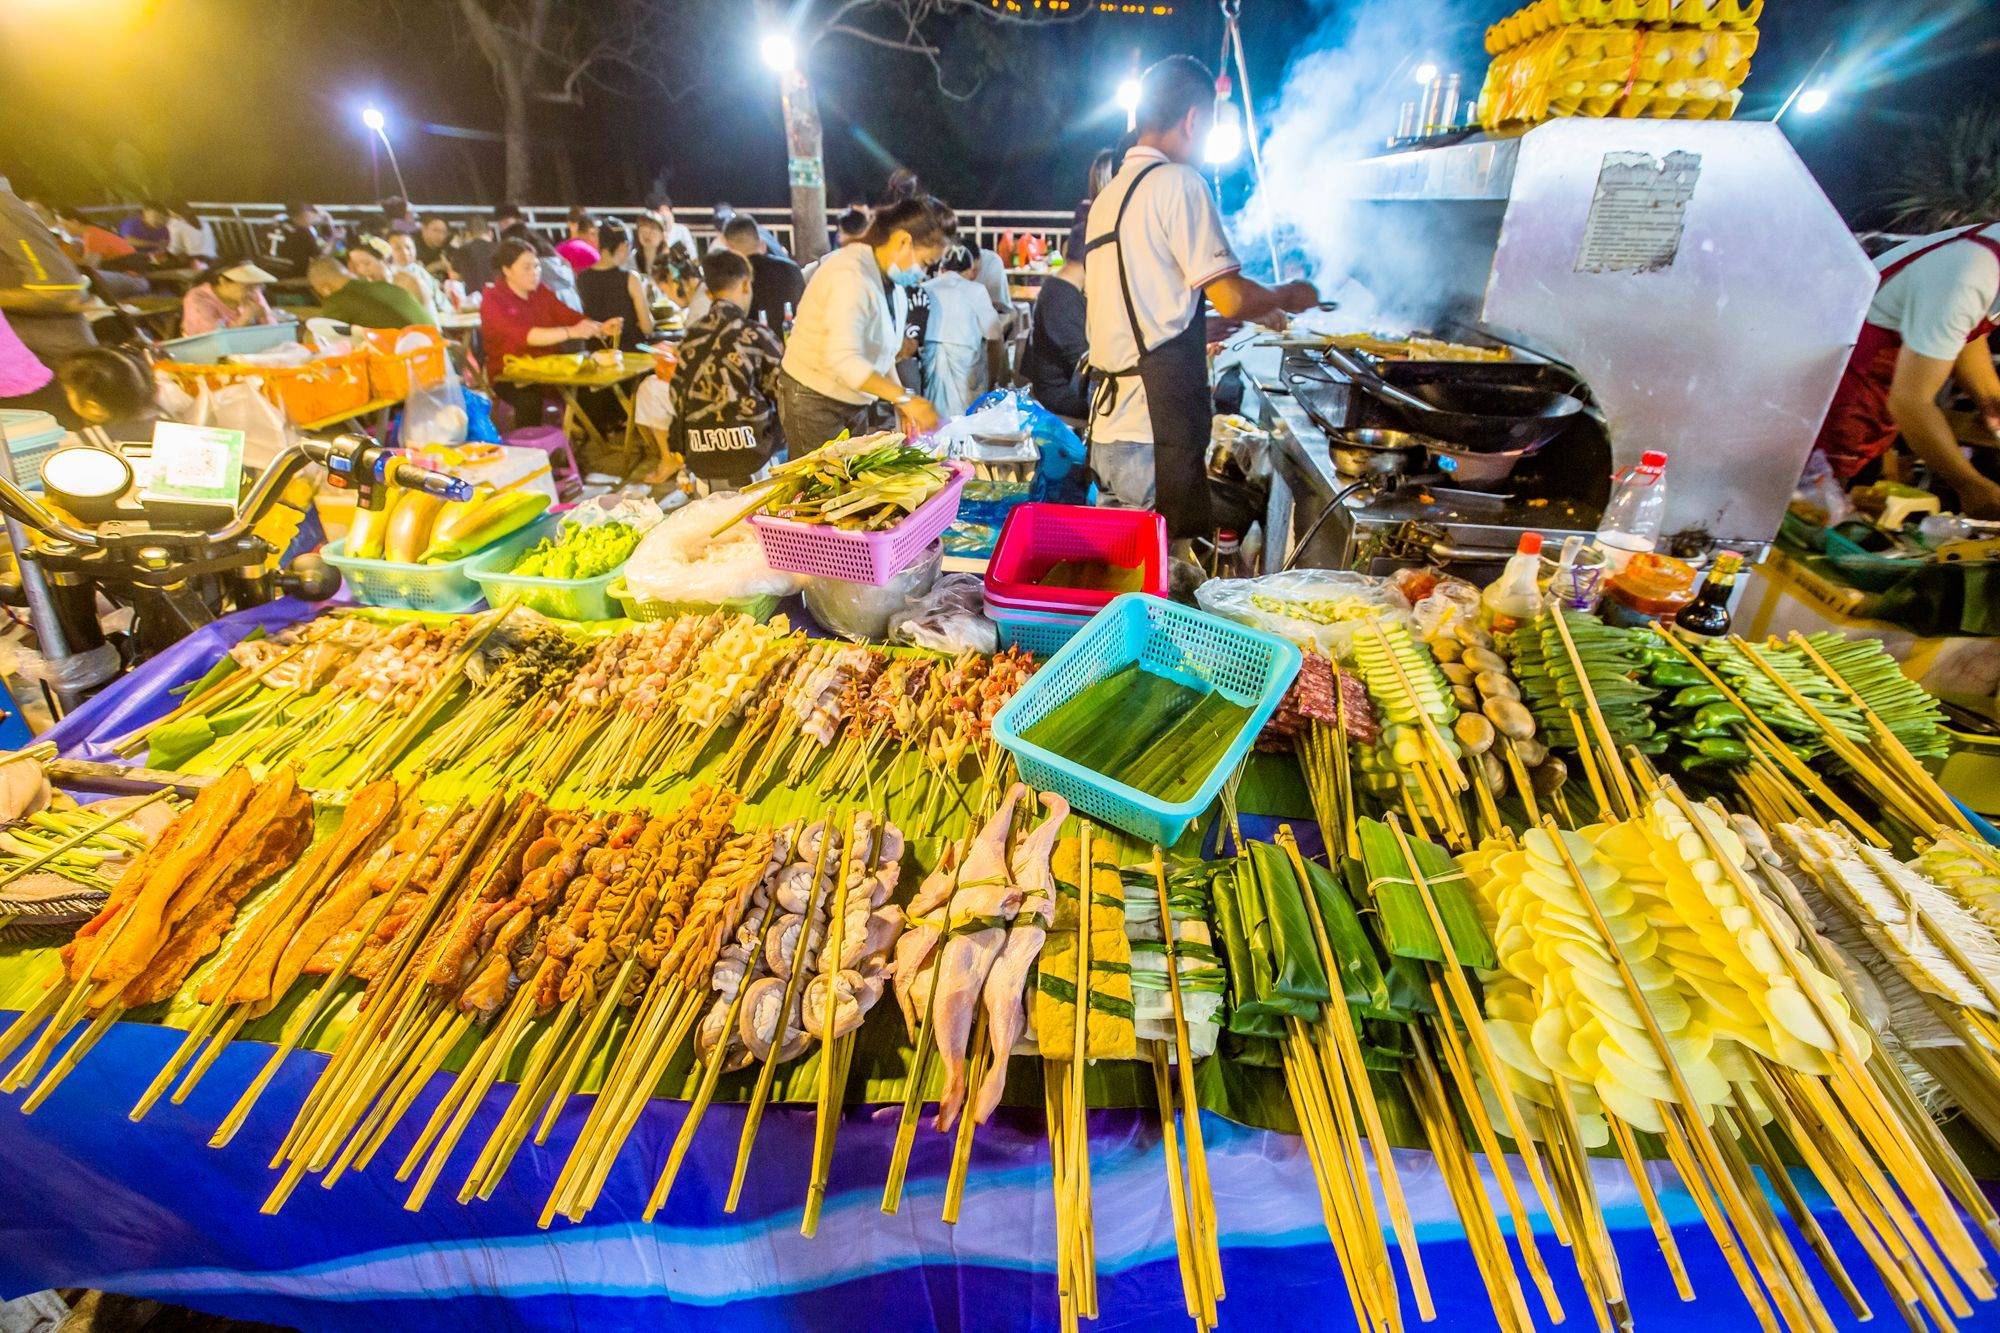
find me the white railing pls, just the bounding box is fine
[172,202,1078,262]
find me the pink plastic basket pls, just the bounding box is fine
[751,460,970,585]
[983,503,1169,614]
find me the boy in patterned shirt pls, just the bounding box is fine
[669,249,784,494]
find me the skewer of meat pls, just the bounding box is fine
[973,793,1068,1125]
[933,782,1027,1131]
[132,778,404,1120]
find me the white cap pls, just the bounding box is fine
[218,262,278,285]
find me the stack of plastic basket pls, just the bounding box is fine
[1478,0,1760,129]
[983,504,1168,657]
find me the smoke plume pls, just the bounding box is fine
[1235,1,1493,335]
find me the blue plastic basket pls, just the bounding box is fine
[991,602,1089,658]
[0,410,65,488]
[993,593,1301,846]
[156,321,301,363]
[323,517,549,613]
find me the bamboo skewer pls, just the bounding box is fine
[1149,845,1216,1323]
[722,816,842,1213]
[803,810,864,1237]
[211,798,468,1151]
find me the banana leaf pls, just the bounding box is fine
[1356,818,1495,970]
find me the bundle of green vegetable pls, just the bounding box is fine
[1349,618,1461,795]
[743,432,952,531]
[1688,636,1866,759]
[508,520,643,580]
[1798,631,1950,760]
[1021,663,1252,802]
[1123,860,1227,1056]
[1507,610,1664,754]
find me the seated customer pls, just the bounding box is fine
[306,256,435,329]
[387,233,447,318]
[720,214,805,335]
[181,261,280,336]
[1020,229,1089,420]
[55,347,160,449]
[480,237,614,424]
[574,222,653,350]
[671,249,783,494]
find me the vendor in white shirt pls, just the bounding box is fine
[1084,55,1316,538]
[1813,220,2000,518]
[778,198,947,452]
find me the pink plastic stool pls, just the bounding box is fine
[505,426,583,502]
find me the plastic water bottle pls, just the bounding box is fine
[1593,450,1668,576]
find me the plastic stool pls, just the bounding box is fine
[505,426,583,502]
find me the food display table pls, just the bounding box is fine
[0,601,1953,1333]
[500,355,652,476]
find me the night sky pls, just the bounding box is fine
[0,0,1992,225]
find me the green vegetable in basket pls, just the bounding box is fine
[511,520,642,580]
[1021,662,1252,803]
[727,431,951,532]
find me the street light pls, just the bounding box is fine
[761,31,797,74]
[1413,62,1439,86]
[1796,86,1831,114]
[359,106,408,201]
[1117,75,1142,129]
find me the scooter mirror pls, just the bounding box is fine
[278,553,342,603]
[40,446,133,523]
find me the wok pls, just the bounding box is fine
[1320,344,1586,454]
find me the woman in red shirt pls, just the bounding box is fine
[480,239,617,425]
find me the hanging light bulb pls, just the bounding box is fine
[1205,99,1244,166]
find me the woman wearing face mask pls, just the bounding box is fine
[777,197,946,452]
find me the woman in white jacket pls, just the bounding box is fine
[778,198,947,452]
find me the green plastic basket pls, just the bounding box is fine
[468,519,625,621]
[606,577,783,624]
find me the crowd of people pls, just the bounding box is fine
[1,53,1310,520]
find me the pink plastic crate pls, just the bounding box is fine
[983,503,1169,614]
[751,460,970,585]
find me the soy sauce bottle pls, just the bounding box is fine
[1674,550,1743,637]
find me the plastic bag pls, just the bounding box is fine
[1410,578,1481,640]
[1194,568,1410,657]
[557,490,665,535]
[1793,449,1855,527]
[621,491,803,603]
[804,545,943,642]
[198,380,294,469]
[463,389,501,444]
[887,572,997,654]
[400,337,468,447]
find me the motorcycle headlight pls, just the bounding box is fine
[40,446,134,523]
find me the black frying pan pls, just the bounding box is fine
[1320,344,1586,454]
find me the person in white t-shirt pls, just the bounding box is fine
[1083,55,1316,537]
[1812,221,2000,517]
[921,246,1004,418]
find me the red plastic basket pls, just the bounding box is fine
[983,503,1169,614]
[751,460,970,585]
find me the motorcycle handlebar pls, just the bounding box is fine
[390,462,474,503]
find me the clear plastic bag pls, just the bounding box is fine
[559,491,665,535]
[804,545,943,642]
[622,491,803,604]
[887,572,998,654]
[1410,578,1481,640]
[1194,568,1411,657]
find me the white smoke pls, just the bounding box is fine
[1235,1,1491,335]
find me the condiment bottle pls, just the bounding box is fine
[1674,550,1744,637]
[1600,550,1698,628]
[1480,531,1545,633]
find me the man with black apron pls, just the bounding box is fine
[1083,56,1317,540]
[1810,221,2000,518]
